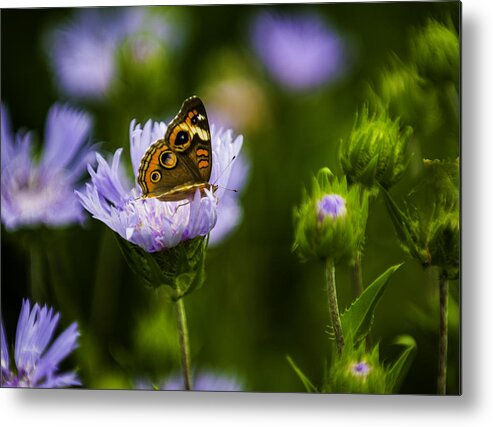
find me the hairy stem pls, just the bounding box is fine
[437,269,449,395]
[175,297,193,390]
[325,259,344,356]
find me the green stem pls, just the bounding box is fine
[437,269,449,395]
[175,297,193,390]
[325,259,344,356]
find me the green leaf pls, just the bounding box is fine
[386,335,417,393]
[340,263,403,344]
[286,355,318,393]
[380,187,429,264]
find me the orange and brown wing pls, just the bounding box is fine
[165,96,212,182]
[137,96,212,200]
[137,139,194,197]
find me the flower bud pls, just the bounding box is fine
[324,343,386,393]
[410,19,459,85]
[293,168,368,264]
[382,159,459,279]
[419,159,459,278]
[339,106,412,191]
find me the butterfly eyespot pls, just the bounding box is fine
[137,97,212,201]
[150,170,161,183]
[159,151,177,169]
[175,131,189,146]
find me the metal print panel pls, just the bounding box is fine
[0,1,460,394]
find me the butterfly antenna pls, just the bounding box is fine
[212,155,239,194]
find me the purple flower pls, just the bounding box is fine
[136,372,242,391]
[77,119,244,252]
[317,194,347,223]
[351,361,371,378]
[1,299,80,388]
[45,7,181,99]
[1,104,93,231]
[251,12,346,91]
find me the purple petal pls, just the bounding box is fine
[1,317,10,373]
[1,104,14,168]
[31,322,79,385]
[39,371,81,388]
[14,301,60,374]
[39,104,92,175]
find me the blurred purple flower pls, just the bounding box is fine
[251,12,345,91]
[77,119,245,252]
[136,372,242,391]
[46,7,180,99]
[317,194,346,223]
[1,299,80,388]
[1,104,93,231]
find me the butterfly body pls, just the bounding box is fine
[137,96,215,202]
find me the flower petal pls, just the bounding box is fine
[1,316,10,373]
[40,103,92,175]
[31,322,79,385]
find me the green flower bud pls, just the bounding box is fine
[116,235,207,301]
[368,59,442,135]
[293,168,368,264]
[373,63,421,123]
[383,159,459,279]
[415,159,459,278]
[339,106,413,191]
[324,342,386,394]
[410,18,459,85]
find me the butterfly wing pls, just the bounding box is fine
[137,96,213,200]
[165,96,212,182]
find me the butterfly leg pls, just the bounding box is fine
[173,200,191,214]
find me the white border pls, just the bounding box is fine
[2,0,492,426]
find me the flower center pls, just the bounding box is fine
[351,361,371,377]
[317,194,346,223]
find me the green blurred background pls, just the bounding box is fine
[1,2,459,393]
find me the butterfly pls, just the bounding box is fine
[137,96,217,202]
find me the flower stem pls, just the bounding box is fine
[175,297,193,390]
[437,269,449,395]
[325,259,344,356]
